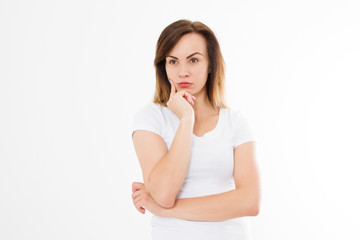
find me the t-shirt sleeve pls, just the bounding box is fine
[131,103,164,138]
[233,110,256,148]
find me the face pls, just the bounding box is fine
[165,33,210,95]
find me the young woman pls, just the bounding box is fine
[131,19,260,239]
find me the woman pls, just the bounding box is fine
[131,19,260,239]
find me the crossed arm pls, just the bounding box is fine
[133,141,260,221]
[159,186,259,221]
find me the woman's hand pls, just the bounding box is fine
[166,80,196,121]
[132,182,164,217]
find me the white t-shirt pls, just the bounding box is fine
[131,102,256,240]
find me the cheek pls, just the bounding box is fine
[165,66,176,77]
[193,64,209,78]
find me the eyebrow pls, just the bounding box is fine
[166,52,203,60]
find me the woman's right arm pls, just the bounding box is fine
[132,80,195,208]
[149,115,194,208]
[132,116,193,209]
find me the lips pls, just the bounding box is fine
[178,82,192,88]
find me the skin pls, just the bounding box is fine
[165,32,219,119]
[131,35,260,219]
[132,32,221,215]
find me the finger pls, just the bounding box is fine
[133,198,145,214]
[134,189,148,201]
[132,182,141,193]
[136,205,146,214]
[132,182,144,192]
[133,195,143,206]
[187,93,196,102]
[186,95,194,105]
[135,199,146,211]
[170,80,176,96]
[132,182,144,189]
[135,201,143,213]
[132,190,147,203]
[135,205,145,214]
[132,192,146,214]
[133,197,143,212]
[131,188,147,214]
[188,94,195,104]
[131,190,146,202]
[179,91,194,105]
[132,190,142,201]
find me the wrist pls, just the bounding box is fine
[180,116,194,126]
[180,115,193,120]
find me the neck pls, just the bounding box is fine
[191,90,218,118]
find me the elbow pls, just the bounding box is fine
[145,181,176,209]
[158,194,176,209]
[149,189,176,208]
[249,191,261,216]
[251,205,260,216]
[243,195,260,216]
[250,200,260,216]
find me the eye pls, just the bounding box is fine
[168,59,177,64]
[190,58,199,63]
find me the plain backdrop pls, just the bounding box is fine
[1,0,359,239]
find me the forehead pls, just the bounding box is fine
[167,33,207,57]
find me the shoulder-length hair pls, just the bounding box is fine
[152,19,229,109]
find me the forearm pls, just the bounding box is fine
[160,187,259,221]
[147,117,194,207]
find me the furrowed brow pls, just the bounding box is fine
[166,52,203,60]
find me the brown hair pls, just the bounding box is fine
[152,19,229,109]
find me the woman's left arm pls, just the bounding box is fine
[163,141,260,221]
[161,188,259,221]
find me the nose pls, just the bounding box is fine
[179,72,190,78]
[179,64,190,78]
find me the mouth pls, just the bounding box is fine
[178,82,193,88]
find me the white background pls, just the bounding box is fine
[1,0,359,239]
